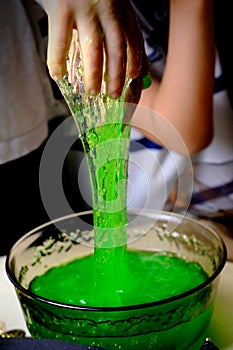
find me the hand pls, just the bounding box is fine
[42,0,146,98]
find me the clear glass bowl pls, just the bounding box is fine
[6,210,227,350]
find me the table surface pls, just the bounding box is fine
[1,256,233,350]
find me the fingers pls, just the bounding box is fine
[44,0,146,98]
[66,29,80,92]
[100,0,149,98]
[98,0,142,98]
[45,1,73,80]
[76,15,104,95]
[122,1,143,79]
[102,19,127,98]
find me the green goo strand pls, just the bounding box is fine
[58,76,132,305]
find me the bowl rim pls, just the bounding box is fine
[5,209,227,312]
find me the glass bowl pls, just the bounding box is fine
[6,210,227,350]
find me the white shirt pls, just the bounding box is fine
[0,0,68,164]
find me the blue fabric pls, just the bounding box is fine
[130,137,163,152]
[191,180,233,204]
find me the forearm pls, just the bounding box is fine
[133,0,215,155]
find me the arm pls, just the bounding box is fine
[132,0,215,155]
[42,0,145,98]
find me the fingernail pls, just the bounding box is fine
[49,63,66,81]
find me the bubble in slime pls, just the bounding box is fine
[8,31,226,350]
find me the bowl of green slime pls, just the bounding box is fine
[6,209,226,350]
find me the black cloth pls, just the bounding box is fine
[214,0,233,108]
[0,118,88,256]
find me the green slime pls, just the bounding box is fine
[29,251,208,308]
[55,76,133,305]
[26,74,212,348]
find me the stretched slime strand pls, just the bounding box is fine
[57,30,133,305]
[26,32,213,349]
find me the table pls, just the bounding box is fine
[1,256,233,349]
